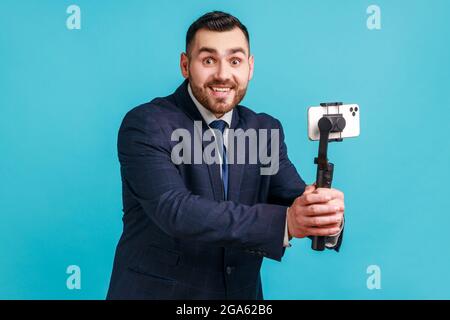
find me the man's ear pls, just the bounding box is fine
[180,52,189,79]
[248,55,254,81]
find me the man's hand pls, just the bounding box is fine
[287,183,345,239]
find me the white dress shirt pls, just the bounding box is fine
[187,83,342,249]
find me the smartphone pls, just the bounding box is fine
[307,103,360,141]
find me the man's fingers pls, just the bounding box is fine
[313,187,344,200]
[303,213,343,227]
[298,193,332,206]
[306,226,342,236]
[303,183,316,195]
[304,203,343,216]
[324,199,345,211]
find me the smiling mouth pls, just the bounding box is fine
[208,86,233,97]
[209,86,232,92]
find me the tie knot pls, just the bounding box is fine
[209,120,228,134]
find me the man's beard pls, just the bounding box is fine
[189,77,248,116]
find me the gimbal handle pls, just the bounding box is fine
[312,158,334,251]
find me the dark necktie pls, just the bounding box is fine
[209,120,228,200]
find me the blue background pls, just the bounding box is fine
[1,0,449,299]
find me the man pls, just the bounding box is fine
[107,11,345,300]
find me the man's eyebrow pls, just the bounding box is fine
[228,47,247,55]
[197,46,248,56]
[198,47,217,54]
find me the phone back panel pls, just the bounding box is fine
[307,104,360,141]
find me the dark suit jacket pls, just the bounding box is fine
[106,79,343,300]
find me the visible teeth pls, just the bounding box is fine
[211,87,230,92]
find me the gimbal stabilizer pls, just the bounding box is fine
[312,102,346,251]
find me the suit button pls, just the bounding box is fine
[226,266,233,275]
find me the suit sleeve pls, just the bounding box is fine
[118,108,287,261]
[267,119,307,206]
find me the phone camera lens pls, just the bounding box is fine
[355,107,358,112]
[350,107,353,112]
[352,112,356,116]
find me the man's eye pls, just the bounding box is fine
[230,58,241,66]
[203,57,215,65]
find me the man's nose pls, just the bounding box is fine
[214,60,232,81]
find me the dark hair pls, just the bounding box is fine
[185,11,250,56]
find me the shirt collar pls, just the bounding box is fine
[188,82,233,127]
